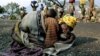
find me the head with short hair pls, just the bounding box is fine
[60,22,69,33]
[47,9,57,18]
[60,22,73,33]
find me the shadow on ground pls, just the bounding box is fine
[0,32,12,52]
[58,37,98,56]
[73,37,97,47]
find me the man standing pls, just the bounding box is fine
[68,0,75,16]
[88,0,94,20]
[79,0,86,19]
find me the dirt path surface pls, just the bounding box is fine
[0,20,100,56]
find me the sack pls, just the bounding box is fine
[79,0,86,5]
[69,0,75,3]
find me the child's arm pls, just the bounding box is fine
[65,33,76,44]
[59,33,76,44]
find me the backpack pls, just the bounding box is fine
[69,0,75,3]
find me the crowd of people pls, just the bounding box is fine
[1,0,95,56]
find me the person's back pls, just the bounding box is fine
[44,9,59,48]
[21,11,38,35]
[20,10,45,45]
[4,11,44,56]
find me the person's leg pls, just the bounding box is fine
[79,4,85,20]
[69,3,75,16]
[88,0,94,20]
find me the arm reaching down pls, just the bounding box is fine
[59,33,76,44]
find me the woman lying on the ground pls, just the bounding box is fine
[44,14,77,56]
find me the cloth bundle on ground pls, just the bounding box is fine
[1,41,43,56]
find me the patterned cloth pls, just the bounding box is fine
[1,41,43,56]
[44,17,59,48]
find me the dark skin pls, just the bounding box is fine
[58,23,76,44]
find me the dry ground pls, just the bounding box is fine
[0,20,100,56]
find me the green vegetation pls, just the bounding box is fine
[3,2,26,20]
[0,6,5,13]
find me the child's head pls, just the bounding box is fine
[60,22,73,33]
[60,22,69,33]
[59,15,77,33]
[47,9,57,18]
